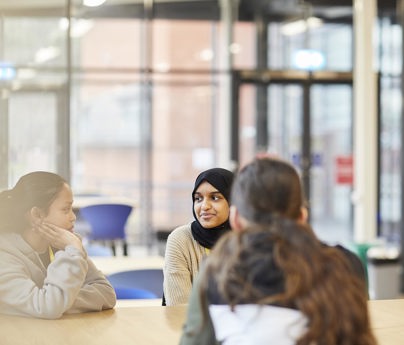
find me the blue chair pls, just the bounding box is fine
[113,287,157,299]
[79,203,133,256]
[106,269,164,299]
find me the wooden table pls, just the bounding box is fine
[368,298,404,344]
[1,306,186,345]
[1,299,403,344]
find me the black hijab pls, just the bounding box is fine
[191,168,234,249]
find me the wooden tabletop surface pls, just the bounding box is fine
[368,298,404,344]
[1,306,186,345]
[1,299,403,345]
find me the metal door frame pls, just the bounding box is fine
[231,69,355,215]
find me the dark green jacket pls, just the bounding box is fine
[179,271,219,345]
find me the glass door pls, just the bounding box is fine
[310,84,353,243]
[236,72,354,245]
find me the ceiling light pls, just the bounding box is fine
[198,49,213,61]
[229,43,241,54]
[154,62,170,72]
[35,47,60,64]
[59,18,94,38]
[292,49,325,71]
[281,17,323,36]
[83,0,106,7]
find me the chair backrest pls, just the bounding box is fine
[79,203,133,240]
[113,287,158,299]
[106,269,164,298]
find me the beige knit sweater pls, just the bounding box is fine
[163,223,207,306]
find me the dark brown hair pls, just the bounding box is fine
[199,221,377,345]
[231,157,304,224]
[188,157,376,344]
[0,171,67,233]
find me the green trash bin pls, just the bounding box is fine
[347,242,374,283]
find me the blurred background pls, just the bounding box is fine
[0,0,401,255]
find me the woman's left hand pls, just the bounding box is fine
[34,222,84,253]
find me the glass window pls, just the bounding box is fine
[8,91,59,185]
[71,18,142,69]
[152,20,216,71]
[232,21,256,69]
[1,1,401,249]
[70,12,221,240]
[71,74,143,194]
[4,17,66,67]
[379,76,401,242]
[310,84,353,244]
[0,15,67,186]
[378,16,402,243]
[268,84,303,159]
[268,22,352,71]
[151,73,217,229]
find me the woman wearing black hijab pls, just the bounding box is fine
[163,168,234,306]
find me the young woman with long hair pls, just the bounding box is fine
[0,171,116,319]
[180,156,375,344]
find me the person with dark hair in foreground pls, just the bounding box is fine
[180,157,374,344]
